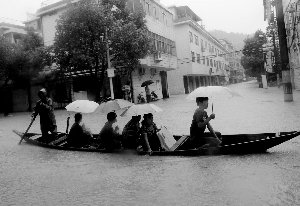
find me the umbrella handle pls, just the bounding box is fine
[212,102,214,113]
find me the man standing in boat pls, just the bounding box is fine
[189,97,221,148]
[32,88,57,139]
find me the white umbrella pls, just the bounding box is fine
[98,99,134,113]
[186,86,241,100]
[186,86,241,112]
[120,103,163,117]
[65,100,99,113]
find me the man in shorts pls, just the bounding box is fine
[189,97,221,148]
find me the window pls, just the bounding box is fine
[162,12,166,25]
[153,7,157,18]
[202,57,205,64]
[210,59,213,67]
[200,39,204,51]
[207,58,209,66]
[189,32,193,43]
[214,60,216,67]
[146,1,150,14]
[195,35,199,45]
[191,52,195,62]
[196,54,200,63]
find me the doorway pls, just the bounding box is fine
[160,71,169,98]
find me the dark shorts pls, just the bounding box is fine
[189,132,222,148]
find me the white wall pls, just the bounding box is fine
[41,9,65,46]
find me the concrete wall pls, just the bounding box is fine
[40,9,65,46]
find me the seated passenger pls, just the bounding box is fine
[98,112,122,151]
[189,97,222,148]
[138,113,162,153]
[122,115,141,149]
[67,113,91,148]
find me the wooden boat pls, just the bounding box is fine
[13,130,300,156]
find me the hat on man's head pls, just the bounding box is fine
[40,88,47,93]
[38,88,47,97]
[196,97,209,103]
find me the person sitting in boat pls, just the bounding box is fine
[32,88,57,141]
[122,115,141,149]
[189,97,221,148]
[138,113,162,154]
[98,111,122,151]
[67,113,92,148]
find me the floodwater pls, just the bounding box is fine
[1,81,300,206]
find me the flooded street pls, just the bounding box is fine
[1,81,300,206]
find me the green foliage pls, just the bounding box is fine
[241,30,267,78]
[0,30,52,87]
[53,0,151,80]
[266,18,281,75]
[0,37,14,84]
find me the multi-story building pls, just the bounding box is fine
[0,22,27,44]
[167,6,229,95]
[29,0,177,102]
[219,39,245,83]
[282,0,300,90]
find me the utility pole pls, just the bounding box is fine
[105,27,115,100]
[275,0,293,101]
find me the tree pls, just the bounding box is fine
[0,37,14,86]
[7,29,52,111]
[241,30,267,85]
[53,0,151,100]
[266,16,281,79]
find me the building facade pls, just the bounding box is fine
[167,6,229,95]
[283,0,300,90]
[128,0,177,102]
[0,22,27,44]
[219,39,245,84]
[28,0,177,103]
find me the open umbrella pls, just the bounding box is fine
[141,80,154,87]
[120,103,163,117]
[186,86,241,112]
[65,100,99,114]
[98,99,134,113]
[186,86,241,100]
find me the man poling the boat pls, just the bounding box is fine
[32,88,57,140]
[189,97,221,148]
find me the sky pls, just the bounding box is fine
[0,0,267,34]
[160,0,268,34]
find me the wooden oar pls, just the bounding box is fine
[19,115,36,144]
[207,122,219,140]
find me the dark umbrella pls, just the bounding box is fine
[141,80,154,87]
